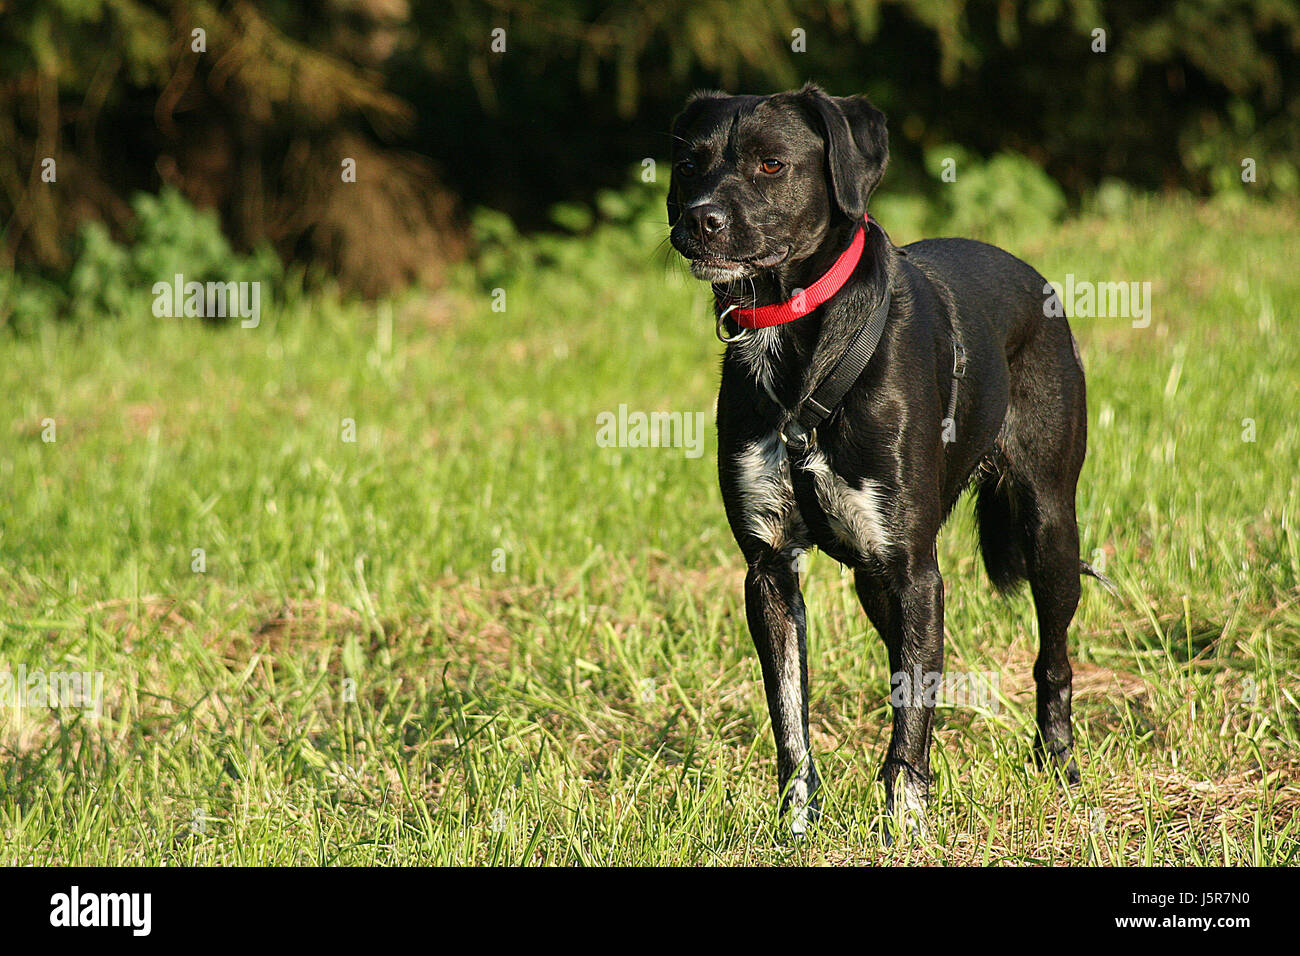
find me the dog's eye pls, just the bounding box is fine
[760,159,785,175]
[675,160,696,177]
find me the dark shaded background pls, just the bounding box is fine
[3,0,1297,296]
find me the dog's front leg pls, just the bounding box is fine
[745,549,820,838]
[883,559,945,840]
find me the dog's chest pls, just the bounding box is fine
[732,429,894,562]
[730,328,785,396]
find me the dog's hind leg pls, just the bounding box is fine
[992,316,1087,785]
[1005,476,1084,784]
[978,467,1082,783]
[745,549,821,837]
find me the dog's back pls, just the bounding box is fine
[902,237,1061,354]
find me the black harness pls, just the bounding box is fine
[763,283,891,459]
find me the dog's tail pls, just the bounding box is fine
[1079,559,1120,598]
[977,477,1120,599]
[975,479,1028,594]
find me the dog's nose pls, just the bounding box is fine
[686,203,728,240]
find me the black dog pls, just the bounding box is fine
[668,84,1104,839]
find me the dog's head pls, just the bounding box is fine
[667,83,888,284]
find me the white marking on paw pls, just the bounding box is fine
[786,773,815,838]
[790,802,810,837]
[887,766,930,840]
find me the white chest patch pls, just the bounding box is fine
[729,328,783,395]
[733,431,893,560]
[799,447,895,558]
[733,432,805,553]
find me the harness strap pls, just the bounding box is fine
[944,336,967,431]
[767,310,967,461]
[766,283,892,458]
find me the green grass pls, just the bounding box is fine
[2,193,1298,865]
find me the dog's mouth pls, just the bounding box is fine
[688,246,789,280]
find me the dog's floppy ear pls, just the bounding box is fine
[832,93,889,202]
[799,84,889,220]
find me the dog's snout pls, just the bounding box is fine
[686,203,728,240]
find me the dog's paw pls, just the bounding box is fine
[777,777,822,843]
[882,799,930,847]
[788,797,822,842]
[1034,738,1082,787]
[881,763,930,845]
[881,808,931,847]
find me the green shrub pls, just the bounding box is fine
[872,146,1066,242]
[0,187,284,328]
[470,168,670,290]
[64,187,281,322]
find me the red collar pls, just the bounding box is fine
[717,214,869,329]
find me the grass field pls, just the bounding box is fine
[2,193,1298,865]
